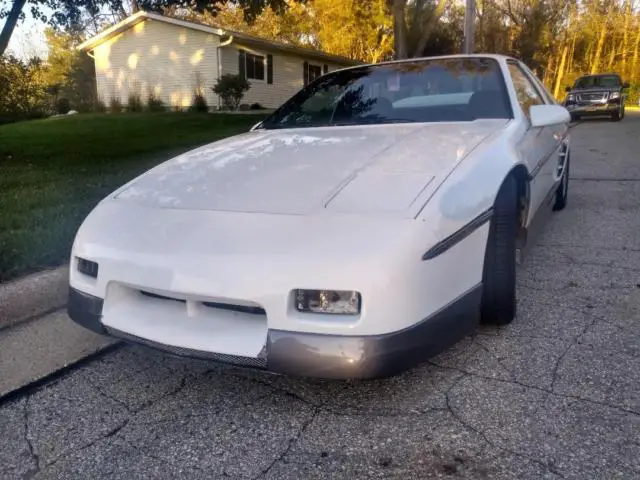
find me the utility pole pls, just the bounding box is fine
[463,0,476,54]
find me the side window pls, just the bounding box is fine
[521,63,556,104]
[507,62,544,118]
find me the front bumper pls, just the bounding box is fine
[68,284,481,380]
[565,103,620,116]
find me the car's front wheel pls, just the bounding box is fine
[553,149,570,211]
[480,175,518,326]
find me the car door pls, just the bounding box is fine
[506,60,562,221]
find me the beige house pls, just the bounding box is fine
[77,11,360,110]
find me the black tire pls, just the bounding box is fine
[570,113,580,122]
[480,175,518,326]
[553,150,570,211]
[612,110,621,121]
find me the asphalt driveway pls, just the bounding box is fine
[2,113,639,480]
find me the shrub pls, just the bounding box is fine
[109,97,123,113]
[127,92,143,112]
[93,98,107,113]
[147,92,165,112]
[212,74,250,111]
[55,97,71,114]
[189,91,209,112]
[250,102,264,110]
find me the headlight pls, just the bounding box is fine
[295,289,361,315]
[567,94,575,102]
[609,92,620,99]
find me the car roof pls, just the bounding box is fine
[576,73,621,78]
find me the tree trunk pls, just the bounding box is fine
[607,42,617,70]
[391,0,408,59]
[621,2,630,78]
[0,0,28,56]
[413,0,447,57]
[553,45,568,100]
[543,54,554,86]
[477,0,484,52]
[631,23,640,84]
[567,32,576,76]
[590,10,609,74]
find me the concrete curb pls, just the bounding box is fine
[0,265,69,330]
[0,310,120,400]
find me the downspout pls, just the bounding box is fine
[216,34,234,110]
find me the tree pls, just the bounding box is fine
[0,0,304,56]
[312,0,393,63]
[387,0,449,59]
[175,2,315,47]
[0,55,49,122]
[0,0,27,56]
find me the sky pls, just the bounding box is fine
[6,5,52,60]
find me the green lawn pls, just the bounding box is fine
[0,112,267,282]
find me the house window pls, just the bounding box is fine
[244,53,265,81]
[308,64,322,83]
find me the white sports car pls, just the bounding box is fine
[68,54,571,379]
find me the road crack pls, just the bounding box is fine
[471,336,516,380]
[570,177,640,182]
[23,397,40,477]
[429,362,640,417]
[253,406,322,480]
[43,418,130,471]
[444,374,566,479]
[87,380,132,413]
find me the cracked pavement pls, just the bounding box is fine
[2,113,640,480]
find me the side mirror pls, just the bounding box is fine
[623,82,630,89]
[250,121,263,131]
[565,86,572,92]
[530,104,571,128]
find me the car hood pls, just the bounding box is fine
[114,120,508,218]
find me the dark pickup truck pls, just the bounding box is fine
[563,73,630,121]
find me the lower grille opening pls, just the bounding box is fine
[140,290,186,303]
[203,302,266,315]
[139,290,265,315]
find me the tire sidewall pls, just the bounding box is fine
[480,176,518,325]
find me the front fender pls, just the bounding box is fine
[415,120,528,250]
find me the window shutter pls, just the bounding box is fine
[267,54,273,84]
[303,61,309,86]
[323,64,328,74]
[238,50,246,78]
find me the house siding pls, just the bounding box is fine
[93,19,220,108]
[220,43,350,109]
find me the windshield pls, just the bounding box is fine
[260,57,512,130]
[573,75,621,89]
